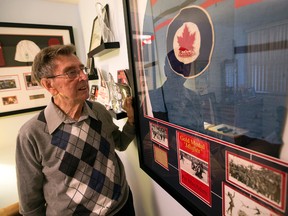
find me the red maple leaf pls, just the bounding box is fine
[177,24,196,52]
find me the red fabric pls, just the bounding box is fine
[0,42,5,67]
[48,38,61,46]
[235,0,262,8]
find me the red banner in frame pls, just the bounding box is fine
[177,131,211,205]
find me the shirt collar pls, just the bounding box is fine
[44,99,97,134]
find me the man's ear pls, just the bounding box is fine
[41,78,58,95]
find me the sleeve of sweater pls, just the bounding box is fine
[112,122,136,151]
[91,101,136,151]
[16,118,46,216]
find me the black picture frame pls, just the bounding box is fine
[123,1,288,216]
[0,22,74,117]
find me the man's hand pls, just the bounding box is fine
[123,96,134,125]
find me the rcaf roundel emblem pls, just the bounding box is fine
[167,5,214,78]
[174,22,201,64]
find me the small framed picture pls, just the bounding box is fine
[89,4,109,52]
[86,57,98,80]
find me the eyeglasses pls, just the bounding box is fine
[46,66,90,79]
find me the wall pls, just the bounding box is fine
[0,0,192,215]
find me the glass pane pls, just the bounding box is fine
[133,0,288,161]
[127,0,288,214]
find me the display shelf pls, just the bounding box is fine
[88,42,120,58]
[109,109,127,120]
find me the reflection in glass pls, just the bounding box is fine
[140,0,288,160]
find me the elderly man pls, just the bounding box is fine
[16,44,135,215]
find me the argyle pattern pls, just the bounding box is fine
[51,118,121,215]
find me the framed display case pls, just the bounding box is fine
[123,0,288,215]
[0,22,74,117]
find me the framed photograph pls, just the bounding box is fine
[222,183,281,216]
[226,151,286,212]
[123,0,288,215]
[0,22,74,117]
[149,122,169,149]
[89,4,109,52]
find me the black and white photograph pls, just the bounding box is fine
[179,150,209,185]
[0,75,20,91]
[227,152,286,211]
[223,183,281,216]
[149,122,169,149]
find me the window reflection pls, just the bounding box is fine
[139,0,288,161]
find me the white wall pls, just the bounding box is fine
[0,0,191,215]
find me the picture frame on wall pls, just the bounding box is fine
[89,4,110,52]
[0,22,74,117]
[123,0,288,215]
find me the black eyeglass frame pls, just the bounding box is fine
[46,67,90,79]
